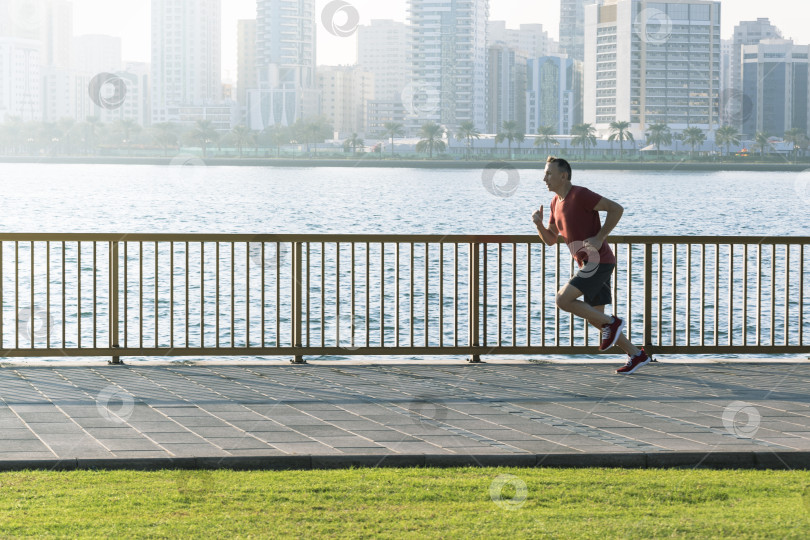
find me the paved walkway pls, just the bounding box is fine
[0,360,809,469]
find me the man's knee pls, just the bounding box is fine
[556,287,580,311]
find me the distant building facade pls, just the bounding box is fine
[408,0,489,131]
[742,39,810,138]
[249,0,318,130]
[150,0,222,125]
[584,0,721,139]
[526,55,582,136]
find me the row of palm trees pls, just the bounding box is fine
[401,119,810,160]
[0,116,337,158]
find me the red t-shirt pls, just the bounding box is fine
[549,185,617,266]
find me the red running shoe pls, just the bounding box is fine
[616,349,651,374]
[599,316,624,351]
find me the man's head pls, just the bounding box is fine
[543,156,572,193]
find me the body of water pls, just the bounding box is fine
[1,163,807,236]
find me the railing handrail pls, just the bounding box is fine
[0,233,807,245]
[0,234,806,363]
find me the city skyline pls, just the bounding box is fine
[66,0,810,78]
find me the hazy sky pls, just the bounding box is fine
[70,0,807,81]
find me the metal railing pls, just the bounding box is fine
[0,234,807,363]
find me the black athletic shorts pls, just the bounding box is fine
[568,263,616,307]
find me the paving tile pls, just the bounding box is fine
[0,440,53,452]
[142,433,209,444]
[94,439,163,451]
[269,442,342,455]
[382,441,450,453]
[204,438,275,450]
[26,423,86,435]
[160,444,229,457]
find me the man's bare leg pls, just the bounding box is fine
[590,305,640,358]
[556,284,640,357]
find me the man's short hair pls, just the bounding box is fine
[546,156,572,180]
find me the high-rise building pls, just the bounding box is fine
[357,20,410,103]
[72,35,122,75]
[488,22,556,58]
[742,39,810,138]
[408,0,489,131]
[487,44,527,134]
[318,66,375,137]
[729,18,783,130]
[560,0,594,62]
[248,0,318,129]
[150,0,222,126]
[584,0,721,139]
[237,19,257,113]
[357,20,410,134]
[98,63,151,128]
[526,55,582,136]
[0,37,41,121]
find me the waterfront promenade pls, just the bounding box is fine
[0,358,808,470]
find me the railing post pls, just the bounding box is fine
[468,241,481,363]
[108,240,123,365]
[643,242,653,353]
[291,241,306,364]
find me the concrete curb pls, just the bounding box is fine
[1,452,809,471]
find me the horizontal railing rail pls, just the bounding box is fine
[0,234,806,363]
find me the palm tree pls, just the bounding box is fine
[151,123,177,157]
[343,132,364,153]
[608,121,634,159]
[39,122,62,156]
[496,120,523,158]
[645,123,672,160]
[264,125,290,158]
[0,116,23,154]
[570,123,597,160]
[455,121,480,160]
[82,116,101,155]
[230,125,255,158]
[57,117,76,155]
[754,131,771,158]
[383,121,405,157]
[783,128,806,161]
[189,119,219,158]
[533,125,558,159]
[714,125,741,158]
[682,127,706,159]
[415,122,446,158]
[295,117,332,156]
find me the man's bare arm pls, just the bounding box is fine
[588,197,623,248]
[532,206,559,246]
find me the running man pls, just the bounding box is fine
[531,156,651,374]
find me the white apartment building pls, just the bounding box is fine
[0,37,41,121]
[357,20,410,103]
[584,0,721,139]
[318,66,374,137]
[408,0,489,132]
[98,64,151,128]
[72,35,122,75]
[488,22,556,58]
[237,19,257,112]
[151,0,222,125]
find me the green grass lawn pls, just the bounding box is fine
[0,467,808,538]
